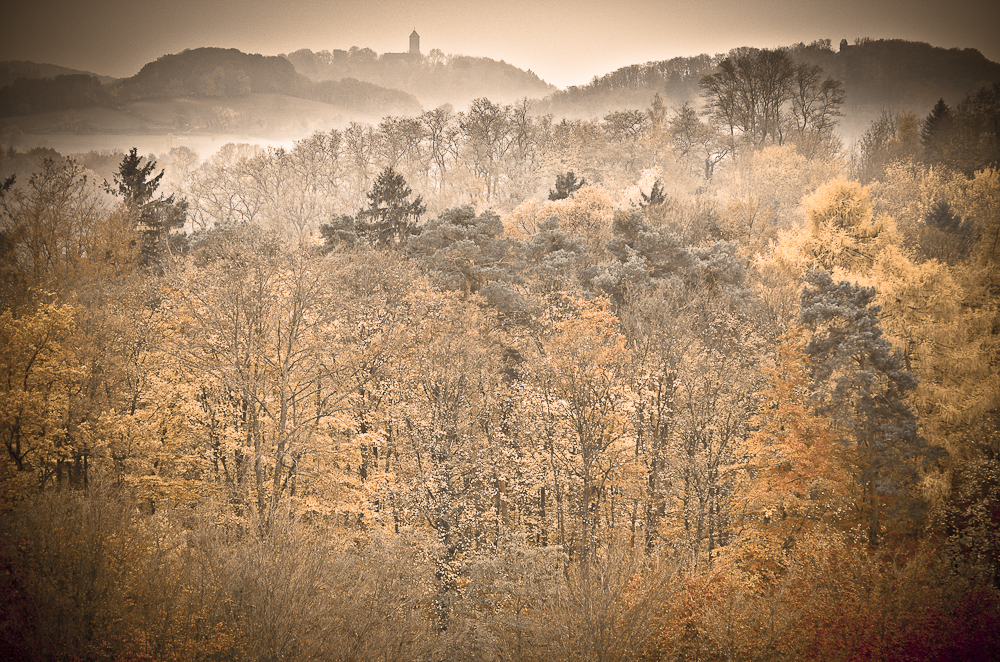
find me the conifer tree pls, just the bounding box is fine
[548,171,586,201]
[356,166,425,248]
[106,148,187,270]
[799,269,945,547]
[639,179,667,208]
[921,98,955,164]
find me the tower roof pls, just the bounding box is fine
[411,29,419,37]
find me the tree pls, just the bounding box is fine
[406,205,519,296]
[0,302,93,493]
[789,63,845,140]
[421,106,459,193]
[744,333,848,560]
[159,225,378,526]
[182,143,268,231]
[953,83,1000,174]
[851,111,921,183]
[0,156,137,309]
[602,110,648,143]
[460,98,516,202]
[920,98,955,165]
[356,167,425,249]
[700,48,796,150]
[105,147,186,269]
[639,179,666,208]
[530,300,636,563]
[668,103,730,180]
[799,270,945,548]
[548,171,586,201]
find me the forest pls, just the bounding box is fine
[1,46,999,661]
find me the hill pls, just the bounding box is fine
[110,48,312,101]
[108,48,421,119]
[283,48,555,109]
[0,60,116,87]
[1,48,422,137]
[531,54,720,119]
[532,39,1000,140]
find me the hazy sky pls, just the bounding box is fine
[2,0,998,88]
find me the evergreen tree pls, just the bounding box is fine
[920,98,955,165]
[548,171,586,201]
[356,167,425,249]
[919,200,976,263]
[105,148,187,270]
[407,205,519,295]
[799,270,945,548]
[639,179,667,208]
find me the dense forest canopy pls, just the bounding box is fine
[1,37,999,662]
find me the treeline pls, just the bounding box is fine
[853,83,1000,179]
[0,48,422,119]
[1,55,999,660]
[0,74,109,116]
[533,54,720,118]
[0,60,116,88]
[284,48,555,107]
[171,50,855,234]
[538,39,1000,131]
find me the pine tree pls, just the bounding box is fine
[639,179,667,208]
[548,171,586,201]
[921,98,955,165]
[105,148,187,270]
[799,269,945,547]
[356,167,425,248]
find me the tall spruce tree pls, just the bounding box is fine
[920,98,956,165]
[106,148,187,270]
[799,269,945,547]
[356,166,425,249]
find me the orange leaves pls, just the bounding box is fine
[745,333,849,556]
[545,298,629,394]
[0,302,92,493]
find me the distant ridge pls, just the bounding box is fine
[2,38,997,143]
[0,60,116,87]
[283,48,555,108]
[110,48,313,101]
[533,39,1000,138]
[108,47,421,117]
[0,47,421,125]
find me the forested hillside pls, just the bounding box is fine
[1,43,999,662]
[537,39,1000,139]
[0,48,422,126]
[0,60,116,87]
[284,47,555,108]
[2,39,995,144]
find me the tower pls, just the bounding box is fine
[410,30,420,55]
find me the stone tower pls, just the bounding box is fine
[410,30,420,55]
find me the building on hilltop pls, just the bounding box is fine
[380,31,422,63]
[332,32,421,63]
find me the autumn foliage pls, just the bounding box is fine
[2,79,999,660]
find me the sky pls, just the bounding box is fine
[2,0,998,89]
